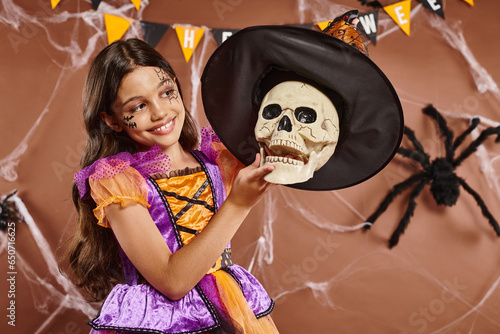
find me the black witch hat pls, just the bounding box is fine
[201,12,404,190]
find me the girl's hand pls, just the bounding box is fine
[226,153,275,210]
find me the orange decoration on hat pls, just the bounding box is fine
[322,10,368,56]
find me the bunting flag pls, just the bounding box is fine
[51,0,61,9]
[358,11,379,45]
[130,0,141,10]
[418,0,444,18]
[96,0,476,53]
[91,0,102,10]
[104,14,132,45]
[174,26,205,62]
[212,29,239,46]
[384,0,411,36]
[316,20,331,31]
[141,21,170,48]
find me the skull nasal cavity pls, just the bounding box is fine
[278,115,292,132]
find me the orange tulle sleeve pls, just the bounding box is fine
[212,141,245,196]
[89,166,150,228]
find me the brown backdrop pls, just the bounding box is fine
[1,0,500,333]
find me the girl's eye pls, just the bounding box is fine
[131,103,146,113]
[162,89,174,97]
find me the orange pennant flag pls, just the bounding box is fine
[51,0,61,9]
[384,0,411,36]
[174,26,205,62]
[462,0,474,5]
[316,20,331,31]
[130,0,141,10]
[104,14,132,45]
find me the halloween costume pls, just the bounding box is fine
[74,128,277,334]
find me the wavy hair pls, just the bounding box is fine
[60,38,199,301]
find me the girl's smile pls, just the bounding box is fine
[148,117,176,134]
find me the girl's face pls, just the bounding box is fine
[105,66,186,153]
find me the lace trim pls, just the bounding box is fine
[150,165,203,180]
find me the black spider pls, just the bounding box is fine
[364,105,500,248]
[0,190,23,231]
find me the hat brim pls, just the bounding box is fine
[201,25,404,191]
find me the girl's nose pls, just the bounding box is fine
[150,100,166,120]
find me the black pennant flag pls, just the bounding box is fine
[358,11,379,45]
[418,0,445,19]
[212,29,240,46]
[91,0,102,10]
[140,21,170,48]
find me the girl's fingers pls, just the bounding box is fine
[246,162,274,182]
[228,154,275,208]
[251,153,261,167]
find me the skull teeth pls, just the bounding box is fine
[262,140,308,164]
[269,139,303,153]
[265,156,304,166]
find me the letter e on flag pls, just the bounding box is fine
[384,0,411,36]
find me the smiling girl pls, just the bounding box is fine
[63,38,278,334]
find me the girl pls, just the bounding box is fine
[64,38,279,334]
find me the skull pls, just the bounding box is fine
[254,81,340,184]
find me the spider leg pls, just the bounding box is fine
[422,105,455,161]
[388,178,429,248]
[399,147,430,170]
[454,126,500,167]
[457,177,500,236]
[453,117,480,149]
[365,173,427,230]
[400,127,431,168]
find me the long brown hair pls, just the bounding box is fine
[61,38,199,301]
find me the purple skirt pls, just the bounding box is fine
[88,265,274,334]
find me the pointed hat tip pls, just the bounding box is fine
[322,10,369,56]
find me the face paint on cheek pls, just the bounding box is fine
[123,115,137,129]
[168,88,180,105]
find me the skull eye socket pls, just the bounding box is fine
[294,107,317,123]
[262,104,282,120]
